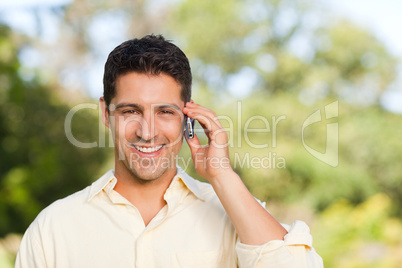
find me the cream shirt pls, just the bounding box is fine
[16,167,323,268]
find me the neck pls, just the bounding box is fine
[113,163,177,226]
[114,165,177,203]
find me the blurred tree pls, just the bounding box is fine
[314,193,402,267]
[16,0,397,106]
[310,20,397,105]
[13,0,175,97]
[0,24,111,236]
[168,0,402,217]
[1,1,402,266]
[1,0,399,215]
[169,0,398,105]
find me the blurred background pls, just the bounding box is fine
[1,0,402,267]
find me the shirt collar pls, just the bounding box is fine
[174,166,209,201]
[87,170,116,202]
[87,166,210,202]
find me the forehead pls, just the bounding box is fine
[113,72,184,107]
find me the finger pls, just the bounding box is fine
[184,133,203,156]
[188,112,228,147]
[183,104,227,144]
[184,106,223,129]
[182,108,212,142]
[185,102,215,114]
[185,102,218,117]
[185,102,229,153]
[187,112,220,137]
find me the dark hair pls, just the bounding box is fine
[103,34,192,107]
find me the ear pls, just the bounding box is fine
[99,97,110,128]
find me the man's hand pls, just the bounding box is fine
[183,101,233,182]
[183,100,287,246]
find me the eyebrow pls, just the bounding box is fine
[113,103,144,110]
[113,103,181,111]
[157,104,182,111]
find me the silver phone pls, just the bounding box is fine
[185,116,195,139]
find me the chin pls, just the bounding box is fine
[128,160,171,182]
[134,169,165,182]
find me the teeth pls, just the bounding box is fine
[134,145,163,153]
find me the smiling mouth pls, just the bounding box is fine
[132,145,164,153]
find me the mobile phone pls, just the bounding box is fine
[185,116,195,139]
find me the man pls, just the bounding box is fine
[16,35,323,267]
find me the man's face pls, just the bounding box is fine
[104,72,185,182]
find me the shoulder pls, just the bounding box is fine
[18,184,92,256]
[33,185,91,226]
[31,170,114,227]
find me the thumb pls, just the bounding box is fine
[185,133,202,156]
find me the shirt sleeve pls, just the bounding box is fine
[235,220,323,268]
[15,221,47,268]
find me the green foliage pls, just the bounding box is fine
[181,91,402,268]
[183,91,402,214]
[0,25,111,236]
[1,0,402,267]
[312,21,397,104]
[171,0,250,73]
[170,0,397,104]
[170,3,402,265]
[314,193,402,268]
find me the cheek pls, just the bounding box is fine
[113,117,140,140]
[156,120,183,140]
[123,122,139,139]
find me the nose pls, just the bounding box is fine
[135,114,157,142]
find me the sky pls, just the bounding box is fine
[326,0,402,57]
[326,0,402,113]
[1,0,402,113]
[0,0,69,8]
[327,0,402,57]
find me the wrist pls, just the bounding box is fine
[207,168,238,187]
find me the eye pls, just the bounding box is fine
[160,110,174,115]
[123,109,140,115]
